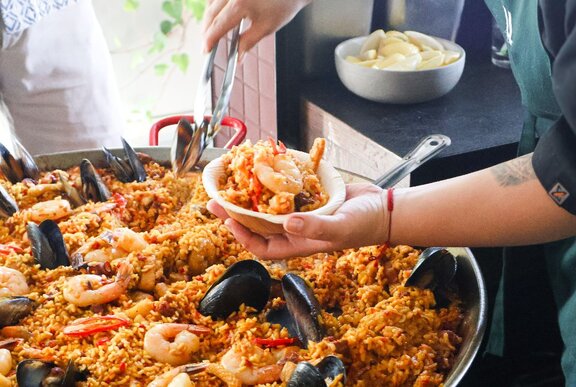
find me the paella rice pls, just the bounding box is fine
[0,150,463,386]
[218,138,329,215]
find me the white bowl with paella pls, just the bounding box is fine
[202,138,346,235]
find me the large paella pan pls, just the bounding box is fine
[0,144,486,386]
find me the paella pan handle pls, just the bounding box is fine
[148,115,247,149]
[373,134,451,189]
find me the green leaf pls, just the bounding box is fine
[171,53,189,73]
[123,0,139,11]
[154,63,169,76]
[112,36,122,49]
[148,33,167,54]
[162,0,182,22]
[189,1,205,21]
[160,20,173,35]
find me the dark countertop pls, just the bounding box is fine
[301,59,524,184]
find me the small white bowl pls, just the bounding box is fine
[335,35,466,104]
[202,149,346,235]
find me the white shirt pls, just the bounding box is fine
[1,0,79,34]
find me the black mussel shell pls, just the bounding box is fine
[14,138,39,182]
[80,159,110,203]
[266,304,298,338]
[282,273,325,348]
[198,260,271,319]
[0,142,24,183]
[405,247,457,290]
[317,355,346,385]
[171,118,195,174]
[102,146,133,183]
[287,361,326,387]
[27,220,70,270]
[121,138,146,182]
[17,359,86,387]
[0,183,18,218]
[57,172,85,208]
[0,296,36,327]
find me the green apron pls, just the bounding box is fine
[483,1,576,384]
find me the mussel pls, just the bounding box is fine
[102,138,146,183]
[27,220,70,270]
[171,118,207,176]
[281,273,325,348]
[0,139,39,184]
[0,296,36,327]
[0,183,18,218]
[287,356,346,387]
[198,260,271,319]
[57,172,85,208]
[405,247,458,308]
[16,359,87,387]
[80,159,110,203]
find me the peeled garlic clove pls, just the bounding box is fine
[380,41,419,57]
[359,49,377,61]
[420,50,443,61]
[405,30,444,51]
[346,56,362,64]
[443,50,461,65]
[372,53,406,69]
[357,59,380,67]
[417,53,445,69]
[360,29,386,54]
[385,30,409,41]
[387,53,421,71]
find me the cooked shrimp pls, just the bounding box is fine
[144,323,210,366]
[28,199,72,222]
[254,150,303,195]
[62,261,132,307]
[309,137,326,172]
[220,341,300,385]
[77,228,148,263]
[0,267,28,297]
[148,362,241,387]
[167,373,193,387]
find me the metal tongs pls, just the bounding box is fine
[171,21,244,176]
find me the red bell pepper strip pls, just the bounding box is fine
[63,315,129,337]
[0,244,24,255]
[111,192,127,208]
[254,337,297,348]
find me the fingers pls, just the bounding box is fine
[202,0,245,52]
[206,200,230,220]
[283,212,348,242]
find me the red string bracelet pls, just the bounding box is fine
[384,188,395,249]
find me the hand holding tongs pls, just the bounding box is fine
[171,20,244,176]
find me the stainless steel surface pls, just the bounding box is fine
[193,44,218,129]
[33,146,487,386]
[373,134,451,188]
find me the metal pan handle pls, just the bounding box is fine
[373,134,451,188]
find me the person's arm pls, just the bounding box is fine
[207,153,576,260]
[202,0,312,58]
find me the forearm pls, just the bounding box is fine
[392,154,576,247]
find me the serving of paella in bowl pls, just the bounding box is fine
[0,141,486,386]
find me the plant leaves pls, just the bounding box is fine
[162,0,182,22]
[124,0,140,11]
[189,1,205,21]
[160,20,173,35]
[148,33,167,54]
[154,63,169,76]
[171,53,189,73]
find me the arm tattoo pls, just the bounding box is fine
[491,154,536,186]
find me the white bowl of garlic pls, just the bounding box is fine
[335,29,465,104]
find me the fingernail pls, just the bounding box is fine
[224,218,233,229]
[286,217,304,232]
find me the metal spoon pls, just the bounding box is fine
[373,134,451,188]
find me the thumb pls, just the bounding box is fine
[284,213,346,241]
